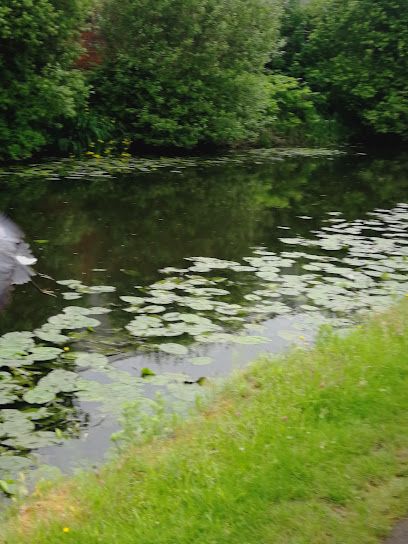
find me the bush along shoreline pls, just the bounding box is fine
[1,0,407,162]
[2,299,408,544]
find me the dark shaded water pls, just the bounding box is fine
[0,149,407,494]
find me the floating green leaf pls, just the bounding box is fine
[159,343,189,356]
[190,357,213,366]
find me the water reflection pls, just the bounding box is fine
[1,152,407,333]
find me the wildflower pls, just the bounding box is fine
[63,346,70,352]
[63,527,70,533]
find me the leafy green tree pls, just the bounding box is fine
[0,0,93,160]
[93,0,284,148]
[289,0,408,140]
[269,0,310,73]
[262,74,339,145]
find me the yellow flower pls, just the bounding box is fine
[63,346,70,352]
[63,527,70,533]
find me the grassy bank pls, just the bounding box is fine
[3,301,408,543]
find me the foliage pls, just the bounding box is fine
[1,0,408,158]
[0,0,93,160]
[92,0,285,148]
[261,74,340,145]
[285,0,408,140]
[3,302,408,543]
[55,109,117,157]
[269,0,310,73]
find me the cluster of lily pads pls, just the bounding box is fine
[0,148,344,183]
[117,204,407,352]
[0,201,407,494]
[57,279,116,301]
[0,305,113,492]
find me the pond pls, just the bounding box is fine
[0,148,408,496]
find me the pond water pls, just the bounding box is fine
[0,148,408,495]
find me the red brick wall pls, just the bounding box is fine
[75,28,103,69]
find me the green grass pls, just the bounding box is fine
[3,301,408,544]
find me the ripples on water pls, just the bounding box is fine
[0,149,407,494]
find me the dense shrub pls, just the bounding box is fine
[285,0,408,141]
[0,0,92,160]
[261,74,340,146]
[2,0,406,161]
[92,0,285,149]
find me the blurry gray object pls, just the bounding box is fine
[0,214,37,309]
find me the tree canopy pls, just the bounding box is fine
[287,0,408,140]
[0,0,407,161]
[0,0,92,160]
[93,0,285,148]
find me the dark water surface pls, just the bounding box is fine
[0,149,407,493]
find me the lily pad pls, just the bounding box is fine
[29,347,63,361]
[74,352,109,369]
[190,357,213,366]
[159,343,189,356]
